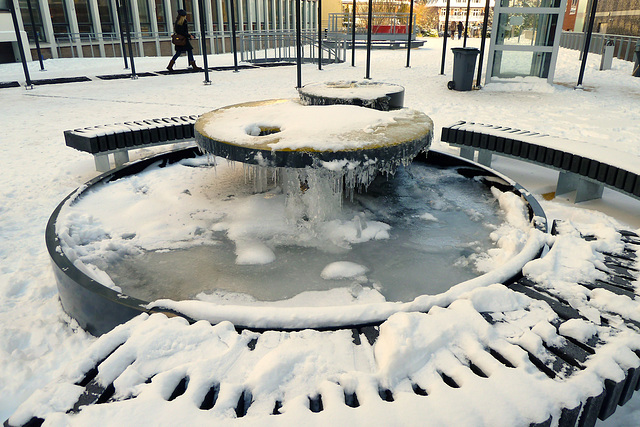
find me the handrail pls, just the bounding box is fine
[238,30,346,64]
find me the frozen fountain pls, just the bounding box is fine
[46,82,547,335]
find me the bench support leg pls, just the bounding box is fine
[94,154,111,172]
[556,172,579,195]
[575,180,604,203]
[114,151,130,168]
[459,147,475,161]
[477,150,492,167]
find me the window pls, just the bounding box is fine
[221,0,229,31]
[183,0,194,20]
[74,0,94,34]
[137,0,152,36]
[265,0,273,30]
[274,0,281,30]
[97,0,115,34]
[206,0,219,32]
[491,50,553,78]
[49,0,71,39]
[241,0,249,30]
[155,0,167,34]
[19,0,46,42]
[495,13,558,46]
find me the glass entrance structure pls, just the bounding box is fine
[486,0,567,83]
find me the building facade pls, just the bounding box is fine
[563,0,640,35]
[1,0,342,63]
[593,0,640,35]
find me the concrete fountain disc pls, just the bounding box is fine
[298,81,405,111]
[194,99,433,170]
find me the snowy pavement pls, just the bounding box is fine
[1,38,640,425]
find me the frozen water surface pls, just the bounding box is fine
[97,160,506,304]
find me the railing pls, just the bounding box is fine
[52,32,127,58]
[560,31,640,62]
[327,12,417,41]
[51,30,237,59]
[239,30,346,64]
[47,29,339,62]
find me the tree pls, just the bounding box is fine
[356,0,411,27]
[414,1,439,34]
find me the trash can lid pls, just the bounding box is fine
[451,47,480,54]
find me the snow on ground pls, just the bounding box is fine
[1,37,640,424]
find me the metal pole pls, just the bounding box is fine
[475,0,490,87]
[8,0,33,88]
[229,0,238,72]
[463,0,470,47]
[295,0,302,88]
[25,0,44,70]
[440,0,451,75]
[198,0,210,83]
[121,0,136,77]
[318,0,322,70]
[577,0,598,87]
[365,0,372,79]
[115,0,128,68]
[351,0,356,66]
[405,0,414,67]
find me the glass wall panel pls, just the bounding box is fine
[183,0,194,19]
[19,0,46,42]
[75,0,94,34]
[499,0,561,7]
[266,0,273,30]
[289,0,295,29]
[495,13,558,46]
[209,0,219,31]
[137,0,152,35]
[241,0,248,30]
[97,0,115,34]
[221,0,229,31]
[491,50,553,78]
[155,0,167,34]
[49,0,71,39]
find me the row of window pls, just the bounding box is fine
[20,0,120,41]
[18,0,312,43]
[439,8,485,16]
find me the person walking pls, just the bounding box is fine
[457,21,463,40]
[167,9,202,71]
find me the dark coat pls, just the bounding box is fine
[174,21,193,51]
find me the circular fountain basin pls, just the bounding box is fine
[194,99,432,170]
[298,81,405,111]
[46,148,547,335]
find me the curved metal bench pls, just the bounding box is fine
[64,115,199,172]
[441,121,640,203]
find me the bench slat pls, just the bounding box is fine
[64,116,199,171]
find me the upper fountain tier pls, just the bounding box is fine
[194,98,433,172]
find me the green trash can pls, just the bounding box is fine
[448,47,480,91]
